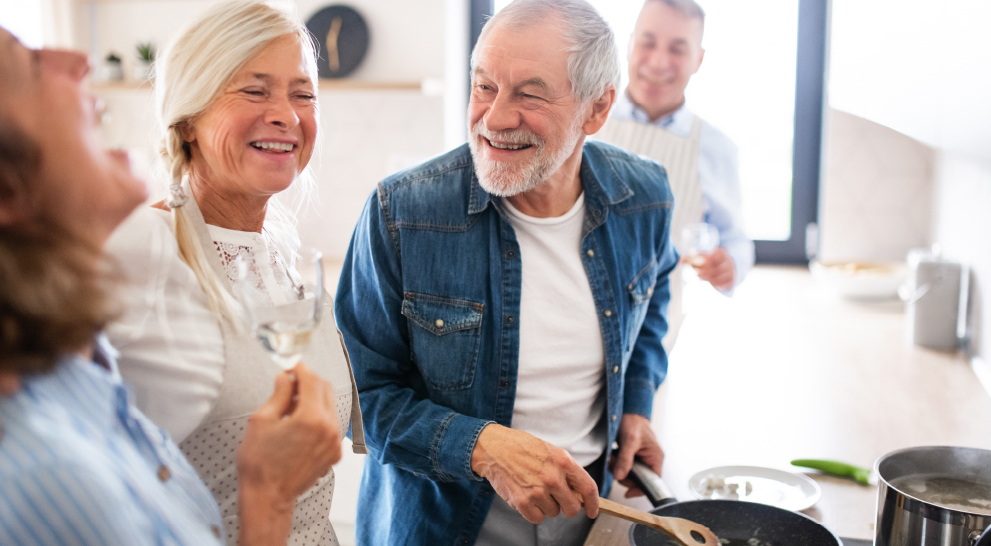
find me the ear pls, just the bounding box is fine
[583,85,616,136]
[179,120,196,144]
[694,47,705,74]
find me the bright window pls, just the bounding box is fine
[0,0,44,48]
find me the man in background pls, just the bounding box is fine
[610,0,754,284]
[596,0,754,348]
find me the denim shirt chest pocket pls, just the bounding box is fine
[625,258,659,349]
[401,292,484,391]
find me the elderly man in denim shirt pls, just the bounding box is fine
[336,1,679,544]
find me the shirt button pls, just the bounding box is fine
[211,525,221,538]
[628,283,634,290]
[507,315,514,323]
[157,465,171,483]
[508,250,515,258]
[612,415,618,422]
[435,319,444,329]
[500,380,511,388]
[613,366,619,373]
[604,310,612,317]
[587,249,594,257]
[647,288,654,296]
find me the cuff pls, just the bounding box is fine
[623,378,657,419]
[431,412,494,482]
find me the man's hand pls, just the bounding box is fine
[690,247,735,291]
[471,424,600,523]
[237,363,343,546]
[609,414,663,498]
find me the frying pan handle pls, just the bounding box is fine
[974,524,991,546]
[628,460,679,508]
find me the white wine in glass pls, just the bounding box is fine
[235,247,324,371]
[681,223,720,268]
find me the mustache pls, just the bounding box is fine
[471,121,545,148]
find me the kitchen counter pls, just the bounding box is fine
[584,265,991,546]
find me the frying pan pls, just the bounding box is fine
[625,462,842,546]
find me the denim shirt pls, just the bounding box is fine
[335,140,679,546]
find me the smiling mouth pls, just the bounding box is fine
[250,141,295,153]
[486,138,533,151]
[638,74,675,85]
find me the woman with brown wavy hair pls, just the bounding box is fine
[0,26,342,546]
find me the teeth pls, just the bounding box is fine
[488,139,529,151]
[251,141,294,152]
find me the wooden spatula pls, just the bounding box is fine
[583,495,721,546]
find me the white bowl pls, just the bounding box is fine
[810,260,909,301]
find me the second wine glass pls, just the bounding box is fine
[681,223,720,268]
[234,247,324,371]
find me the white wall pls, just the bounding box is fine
[829,0,991,164]
[818,109,935,262]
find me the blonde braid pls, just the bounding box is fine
[162,125,244,328]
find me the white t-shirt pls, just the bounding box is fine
[104,207,299,443]
[501,193,607,466]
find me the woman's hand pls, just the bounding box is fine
[236,363,342,546]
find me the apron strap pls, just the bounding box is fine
[173,179,233,287]
[337,328,368,454]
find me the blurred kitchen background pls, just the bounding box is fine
[3,1,991,543]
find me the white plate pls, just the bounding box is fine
[689,465,822,511]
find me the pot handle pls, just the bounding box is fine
[628,459,679,508]
[974,524,991,546]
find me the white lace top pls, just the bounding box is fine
[105,207,300,443]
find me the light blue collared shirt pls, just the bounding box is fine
[611,91,755,289]
[0,337,224,546]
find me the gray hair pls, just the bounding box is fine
[646,0,705,27]
[471,0,620,105]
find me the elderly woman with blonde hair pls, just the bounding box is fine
[104,1,366,544]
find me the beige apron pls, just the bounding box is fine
[172,180,367,545]
[595,116,706,351]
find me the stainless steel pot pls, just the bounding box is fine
[875,446,991,546]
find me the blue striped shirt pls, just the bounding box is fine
[0,337,224,546]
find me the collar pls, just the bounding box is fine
[613,89,695,138]
[465,140,634,216]
[467,169,492,215]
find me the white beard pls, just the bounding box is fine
[468,115,584,197]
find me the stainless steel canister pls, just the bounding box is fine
[904,250,964,350]
[874,446,991,546]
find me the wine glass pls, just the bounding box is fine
[234,247,324,371]
[680,223,720,268]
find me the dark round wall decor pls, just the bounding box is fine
[306,5,370,79]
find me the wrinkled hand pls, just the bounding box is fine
[686,247,735,291]
[237,363,342,514]
[471,424,600,523]
[609,414,663,498]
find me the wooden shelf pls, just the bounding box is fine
[89,80,424,91]
[318,79,422,91]
[89,80,152,91]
